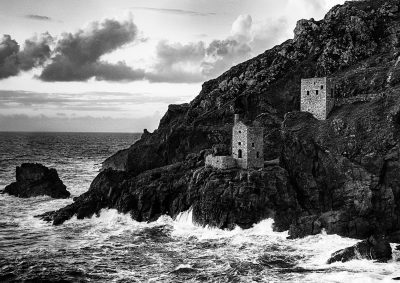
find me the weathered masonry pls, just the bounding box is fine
[301,77,335,120]
[205,155,236,169]
[232,115,264,169]
[205,114,264,170]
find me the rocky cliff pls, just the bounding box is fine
[44,0,400,240]
[103,0,400,176]
[40,155,298,231]
[282,93,400,239]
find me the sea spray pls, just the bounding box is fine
[2,132,400,282]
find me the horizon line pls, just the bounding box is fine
[0,131,142,134]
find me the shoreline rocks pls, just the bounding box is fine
[327,235,392,264]
[3,163,70,199]
[39,154,299,231]
[33,0,400,244]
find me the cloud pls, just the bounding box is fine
[202,39,252,77]
[19,33,53,71]
[250,17,289,54]
[306,0,325,11]
[0,113,162,132]
[146,14,288,83]
[39,18,145,82]
[0,34,53,79]
[25,14,52,21]
[146,41,206,83]
[131,7,216,16]
[231,14,253,42]
[0,35,19,78]
[1,13,289,84]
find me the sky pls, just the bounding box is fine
[0,0,346,132]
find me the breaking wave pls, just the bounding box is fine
[1,132,399,282]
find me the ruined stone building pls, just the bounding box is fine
[301,77,335,120]
[232,115,264,169]
[205,114,264,170]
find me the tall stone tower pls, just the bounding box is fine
[232,114,264,169]
[301,77,335,120]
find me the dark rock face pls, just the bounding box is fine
[191,166,298,230]
[327,235,392,264]
[102,148,129,171]
[282,94,400,239]
[42,0,400,239]
[40,154,299,230]
[102,0,400,177]
[3,163,70,199]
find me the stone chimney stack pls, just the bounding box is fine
[234,114,240,125]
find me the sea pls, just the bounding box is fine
[0,132,399,282]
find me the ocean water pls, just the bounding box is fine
[0,132,399,282]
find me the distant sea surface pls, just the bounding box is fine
[0,132,399,282]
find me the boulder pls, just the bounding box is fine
[3,163,70,198]
[327,235,392,264]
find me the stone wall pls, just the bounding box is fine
[232,121,264,169]
[205,155,236,169]
[301,77,336,120]
[247,127,264,168]
[232,122,248,169]
[326,78,335,116]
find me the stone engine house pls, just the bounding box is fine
[205,114,264,170]
[301,77,335,120]
[232,115,264,169]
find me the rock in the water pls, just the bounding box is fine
[3,163,70,198]
[327,235,392,264]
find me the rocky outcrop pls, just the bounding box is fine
[101,148,129,171]
[40,0,400,239]
[103,0,400,177]
[191,165,298,230]
[40,154,299,230]
[3,163,70,198]
[282,93,400,239]
[327,235,392,263]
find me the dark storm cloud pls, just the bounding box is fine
[39,18,145,82]
[0,34,53,79]
[131,7,216,16]
[25,14,52,21]
[19,33,53,70]
[0,35,19,78]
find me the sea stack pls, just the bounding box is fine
[3,163,70,198]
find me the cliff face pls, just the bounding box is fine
[46,0,400,240]
[281,93,400,239]
[104,0,400,176]
[41,155,298,231]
